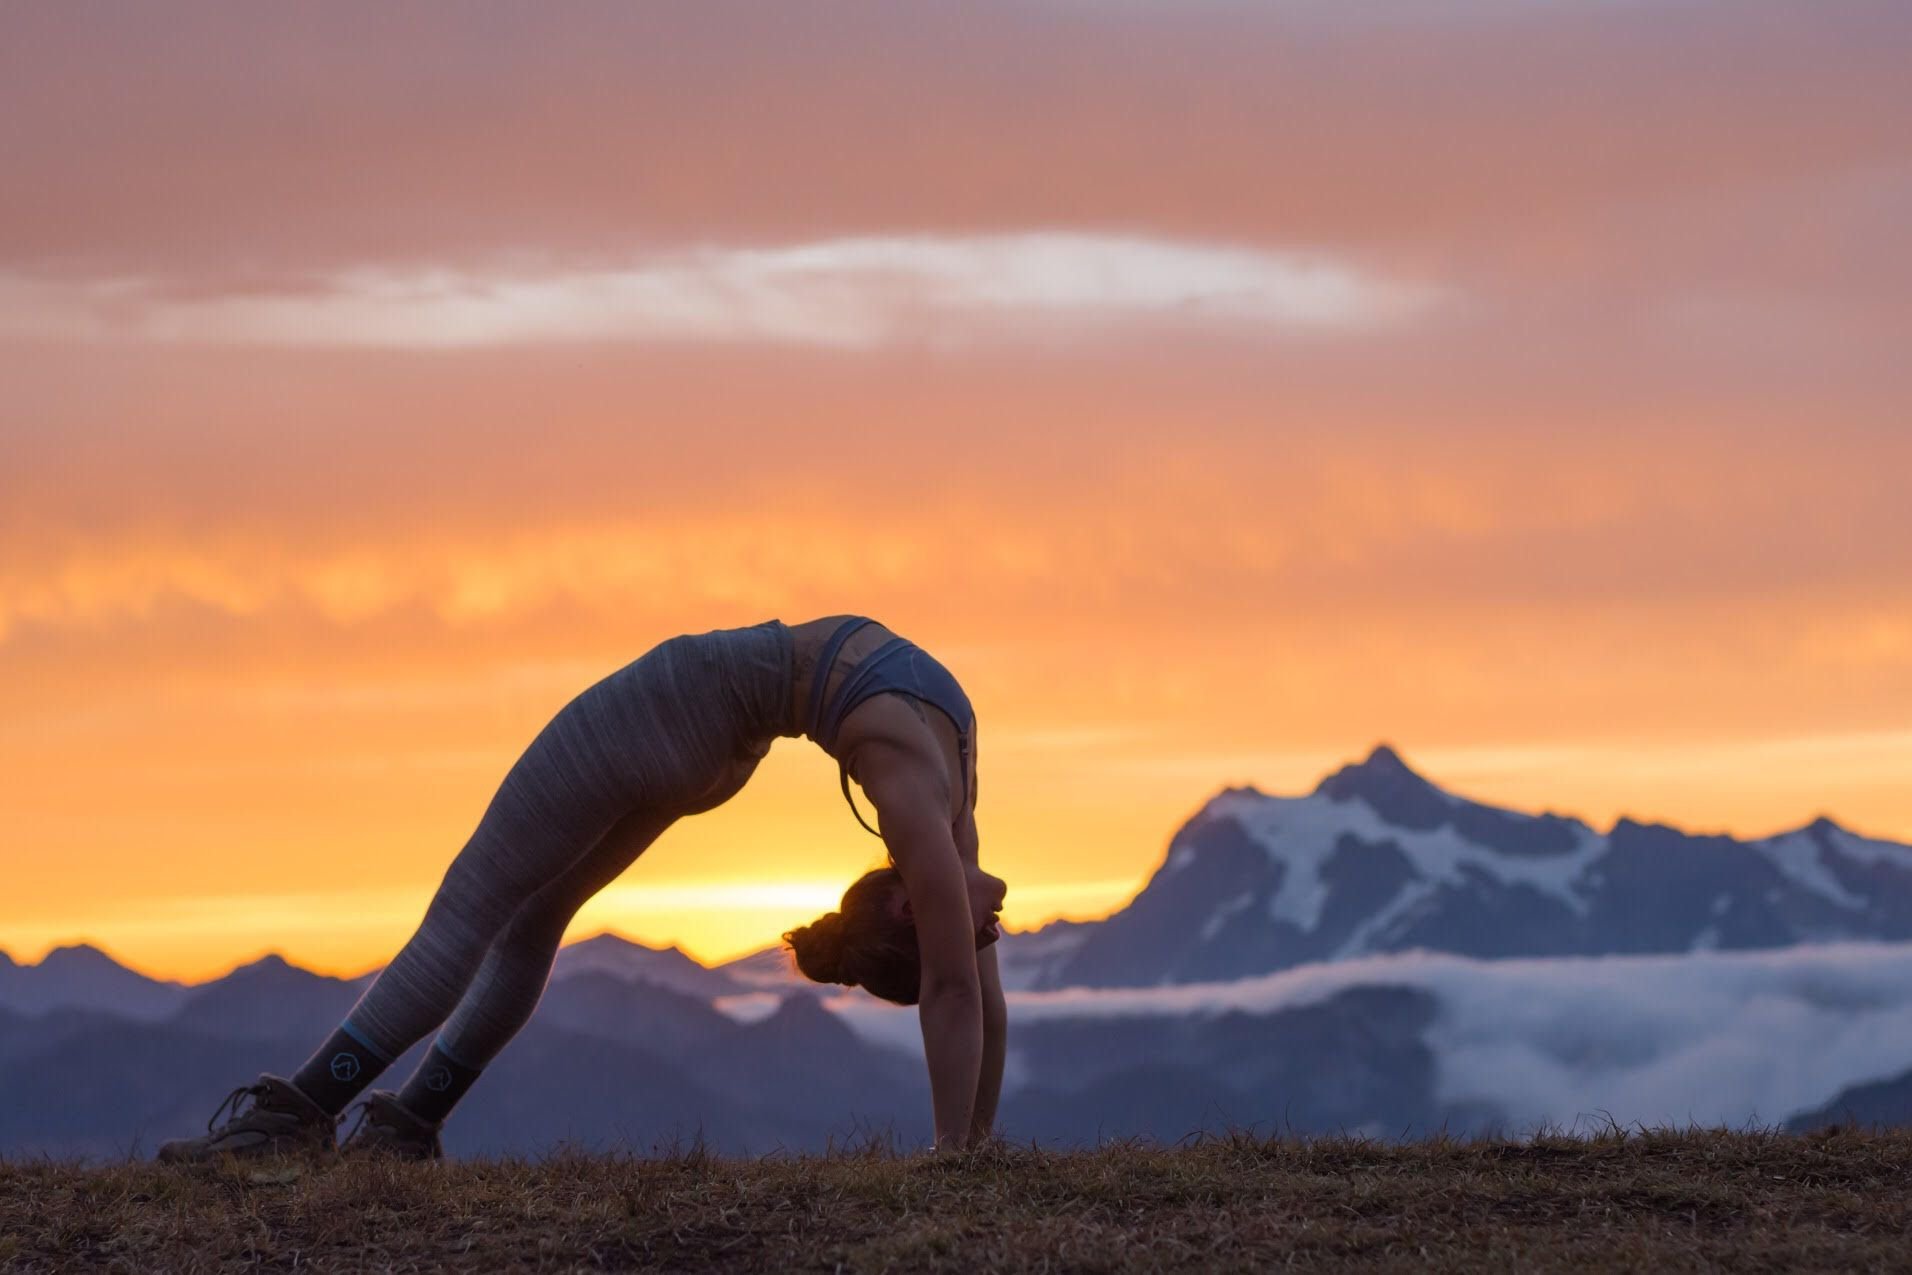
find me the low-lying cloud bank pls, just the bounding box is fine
[827,943,1912,1131]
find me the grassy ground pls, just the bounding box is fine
[2,1128,1907,1272]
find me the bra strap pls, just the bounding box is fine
[817,638,912,751]
[840,763,885,839]
[805,617,875,740]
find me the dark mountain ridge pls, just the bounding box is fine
[0,943,191,1020]
[9,746,1912,1154]
[19,746,1904,1003]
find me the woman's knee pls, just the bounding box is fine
[424,863,525,945]
[489,901,567,956]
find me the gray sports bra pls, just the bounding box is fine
[806,616,974,837]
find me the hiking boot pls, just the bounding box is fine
[339,1090,444,1161]
[156,1074,338,1163]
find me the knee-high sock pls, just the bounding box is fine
[395,1041,483,1124]
[291,1022,392,1113]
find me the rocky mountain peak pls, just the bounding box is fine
[37,943,121,971]
[1313,744,1453,830]
[552,930,744,998]
[1316,744,1433,792]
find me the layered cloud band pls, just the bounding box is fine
[0,234,1439,349]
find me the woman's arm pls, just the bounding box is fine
[952,728,1003,1144]
[971,944,1007,1143]
[857,739,983,1149]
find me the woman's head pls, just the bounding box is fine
[783,863,1007,1006]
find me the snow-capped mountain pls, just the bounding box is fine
[1021,744,1912,989]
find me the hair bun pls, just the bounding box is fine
[784,911,857,987]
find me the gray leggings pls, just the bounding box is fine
[339,621,792,1067]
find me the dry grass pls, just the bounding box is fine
[3,1127,1908,1272]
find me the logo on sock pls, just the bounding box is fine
[329,1051,362,1082]
[424,1065,453,1093]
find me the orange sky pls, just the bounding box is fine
[3,2,1910,982]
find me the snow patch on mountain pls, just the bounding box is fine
[1199,892,1257,941]
[1753,826,1868,910]
[1822,823,1912,868]
[1194,788,1606,932]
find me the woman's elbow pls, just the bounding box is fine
[918,969,983,1008]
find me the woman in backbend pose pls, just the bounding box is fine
[158,617,1007,1161]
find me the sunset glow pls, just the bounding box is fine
[3,2,1908,983]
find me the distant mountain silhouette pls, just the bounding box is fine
[0,944,190,1020]
[10,744,1912,1154]
[714,943,821,993]
[1000,985,1448,1142]
[0,961,1457,1159]
[1787,1065,1912,1132]
[536,971,737,1056]
[550,932,745,999]
[168,955,365,1041]
[28,744,1904,1008]
[1016,745,1912,988]
[0,956,938,1159]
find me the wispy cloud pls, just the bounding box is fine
[0,235,1440,350]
